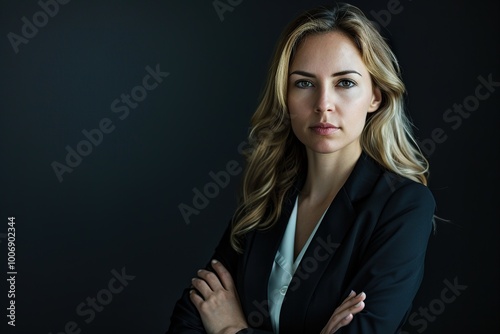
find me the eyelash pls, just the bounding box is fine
[294,79,357,89]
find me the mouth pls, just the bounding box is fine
[310,123,340,135]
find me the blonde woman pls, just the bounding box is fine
[167,3,434,333]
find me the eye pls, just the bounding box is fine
[295,80,314,89]
[337,79,356,88]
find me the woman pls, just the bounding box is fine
[167,3,435,333]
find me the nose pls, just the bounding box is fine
[314,86,334,113]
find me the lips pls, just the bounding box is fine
[310,122,340,135]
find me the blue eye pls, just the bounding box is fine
[337,79,356,88]
[295,80,314,88]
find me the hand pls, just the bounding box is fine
[320,291,366,334]
[190,259,249,334]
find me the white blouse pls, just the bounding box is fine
[267,195,328,333]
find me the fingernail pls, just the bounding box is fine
[197,269,202,273]
[211,259,218,264]
[191,278,196,282]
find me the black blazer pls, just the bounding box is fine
[167,153,435,333]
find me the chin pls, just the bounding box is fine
[304,138,361,156]
[306,143,344,154]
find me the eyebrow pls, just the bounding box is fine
[289,70,362,77]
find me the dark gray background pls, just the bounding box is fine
[1,0,499,333]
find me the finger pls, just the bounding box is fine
[211,259,235,291]
[337,292,366,312]
[349,300,365,315]
[189,289,204,310]
[326,313,354,334]
[191,277,213,298]
[342,313,354,323]
[336,313,354,330]
[322,294,366,334]
[333,299,365,319]
[196,269,223,291]
[339,290,357,306]
[322,303,364,334]
[337,299,365,321]
[341,290,364,304]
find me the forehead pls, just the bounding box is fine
[290,31,366,73]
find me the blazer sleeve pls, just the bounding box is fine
[166,221,241,334]
[338,182,435,333]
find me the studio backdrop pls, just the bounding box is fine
[1,0,499,333]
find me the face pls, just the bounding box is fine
[287,31,381,158]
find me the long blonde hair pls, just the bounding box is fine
[230,3,429,252]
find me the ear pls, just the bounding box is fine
[368,86,382,113]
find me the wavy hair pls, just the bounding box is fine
[230,3,429,252]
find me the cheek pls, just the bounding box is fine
[287,97,307,122]
[287,88,314,109]
[289,112,306,135]
[340,89,370,107]
[343,109,369,134]
[341,92,373,118]
[288,108,310,141]
[287,94,301,113]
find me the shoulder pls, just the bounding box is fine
[369,170,436,240]
[354,155,435,229]
[379,171,435,214]
[357,153,435,210]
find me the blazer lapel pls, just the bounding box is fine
[241,183,300,329]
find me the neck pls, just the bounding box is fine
[301,146,362,204]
